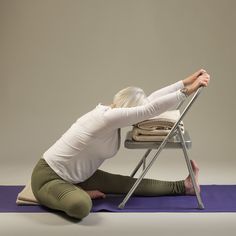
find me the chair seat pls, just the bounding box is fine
[124,130,192,149]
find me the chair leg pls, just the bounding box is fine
[177,125,205,209]
[143,157,146,171]
[130,149,152,177]
[118,142,166,209]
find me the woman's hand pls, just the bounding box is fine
[183,69,206,86]
[185,71,210,96]
[85,190,106,199]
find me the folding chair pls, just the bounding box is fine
[118,87,205,209]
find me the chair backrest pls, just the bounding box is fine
[169,87,204,139]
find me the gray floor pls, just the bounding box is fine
[1,158,236,236]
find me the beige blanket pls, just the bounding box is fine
[16,180,39,205]
[132,110,184,141]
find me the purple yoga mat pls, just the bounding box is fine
[0,185,236,213]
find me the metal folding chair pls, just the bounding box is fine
[118,87,205,209]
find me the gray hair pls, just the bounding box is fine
[112,86,148,108]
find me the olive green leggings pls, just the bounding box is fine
[31,158,185,220]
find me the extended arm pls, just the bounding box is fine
[147,69,207,101]
[103,69,210,130]
[147,80,184,101]
[103,90,186,130]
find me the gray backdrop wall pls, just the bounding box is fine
[1,0,235,182]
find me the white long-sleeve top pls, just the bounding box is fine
[43,80,185,183]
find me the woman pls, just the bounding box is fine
[31,69,210,220]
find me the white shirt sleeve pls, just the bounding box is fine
[147,80,184,101]
[103,89,186,129]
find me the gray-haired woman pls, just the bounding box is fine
[31,69,210,220]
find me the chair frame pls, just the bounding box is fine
[118,87,205,209]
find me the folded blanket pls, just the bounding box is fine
[132,110,184,141]
[16,180,39,205]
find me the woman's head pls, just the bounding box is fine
[111,86,148,108]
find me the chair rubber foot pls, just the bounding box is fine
[118,203,125,209]
[198,203,205,209]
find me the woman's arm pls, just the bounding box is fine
[147,69,206,101]
[147,80,184,101]
[103,90,186,129]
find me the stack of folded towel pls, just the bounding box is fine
[132,110,184,141]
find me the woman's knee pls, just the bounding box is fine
[65,193,92,219]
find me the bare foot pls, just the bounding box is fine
[85,190,106,199]
[184,160,200,195]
